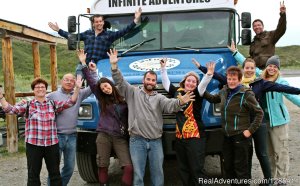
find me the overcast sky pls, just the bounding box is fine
[0,0,298,46]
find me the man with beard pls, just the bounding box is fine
[108,48,195,186]
[249,1,286,69]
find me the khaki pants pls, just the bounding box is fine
[96,132,132,167]
[267,122,289,179]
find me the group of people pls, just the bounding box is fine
[0,1,297,186]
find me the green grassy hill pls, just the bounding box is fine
[0,39,300,92]
[0,40,78,92]
[237,45,300,68]
[0,40,78,76]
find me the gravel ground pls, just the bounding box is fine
[0,99,300,186]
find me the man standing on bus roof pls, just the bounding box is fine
[249,1,286,69]
[48,7,142,76]
[108,48,195,186]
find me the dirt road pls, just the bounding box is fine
[0,99,299,186]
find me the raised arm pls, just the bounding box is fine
[198,62,214,96]
[228,40,262,76]
[228,40,245,66]
[108,49,135,98]
[272,1,287,43]
[48,22,70,39]
[192,58,227,88]
[134,7,142,24]
[160,58,171,92]
[70,75,82,103]
[48,22,60,32]
[0,87,26,115]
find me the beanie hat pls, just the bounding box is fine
[266,55,280,69]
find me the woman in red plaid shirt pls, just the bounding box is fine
[0,77,82,186]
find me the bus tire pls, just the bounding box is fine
[76,152,98,183]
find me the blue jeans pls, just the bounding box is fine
[58,133,77,186]
[129,136,164,186]
[75,63,84,78]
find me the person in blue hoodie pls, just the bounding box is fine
[261,56,300,185]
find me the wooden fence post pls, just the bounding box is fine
[50,45,58,91]
[32,42,41,78]
[2,37,18,153]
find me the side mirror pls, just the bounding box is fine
[241,12,251,28]
[241,29,251,45]
[67,34,78,50]
[68,16,77,33]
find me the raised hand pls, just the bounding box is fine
[280,1,286,13]
[75,75,83,89]
[77,49,87,65]
[160,58,167,68]
[206,62,216,75]
[227,39,237,53]
[48,22,60,32]
[107,49,120,70]
[134,7,142,24]
[178,91,195,105]
[89,62,97,72]
[192,58,201,68]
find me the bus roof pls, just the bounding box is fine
[91,0,235,15]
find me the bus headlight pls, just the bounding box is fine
[213,103,221,116]
[78,104,93,119]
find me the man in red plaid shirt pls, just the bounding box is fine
[0,77,82,186]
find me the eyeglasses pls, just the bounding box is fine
[34,86,46,89]
[63,79,75,83]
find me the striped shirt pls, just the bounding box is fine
[3,98,75,146]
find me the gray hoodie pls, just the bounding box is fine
[112,68,182,139]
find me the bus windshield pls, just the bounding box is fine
[107,11,233,51]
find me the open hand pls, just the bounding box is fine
[134,7,142,23]
[77,49,87,65]
[192,58,200,68]
[178,91,195,105]
[48,22,60,32]
[206,62,216,75]
[75,75,83,89]
[227,39,237,53]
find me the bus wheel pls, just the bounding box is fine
[76,152,98,183]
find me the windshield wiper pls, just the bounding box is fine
[175,46,200,52]
[121,38,156,56]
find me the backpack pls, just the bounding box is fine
[25,100,56,119]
